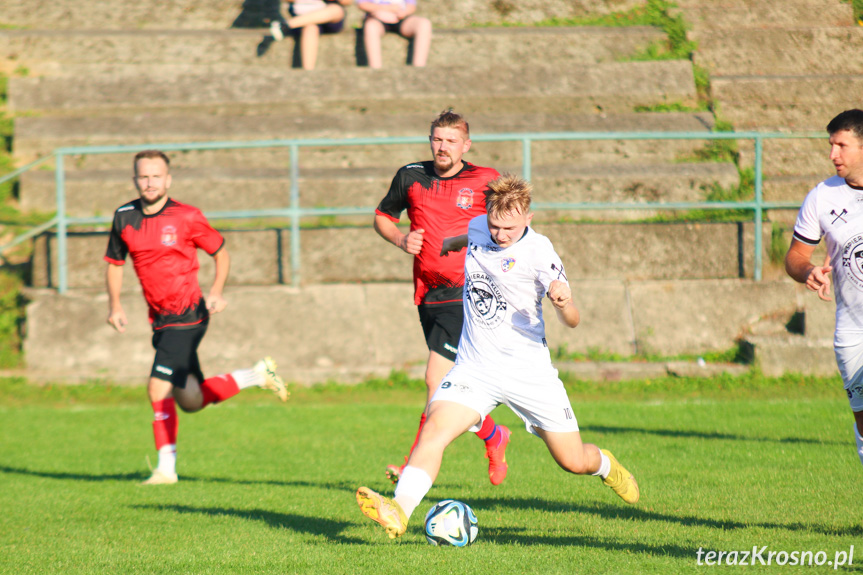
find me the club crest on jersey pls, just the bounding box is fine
[501,257,516,272]
[456,188,474,210]
[161,225,177,247]
[466,271,507,328]
[842,233,863,291]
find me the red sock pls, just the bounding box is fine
[200,374,240,407]
[151,398,178,450]
[406,412,427,459]
[476,415,499,444]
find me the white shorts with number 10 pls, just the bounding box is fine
[431,362,580,435]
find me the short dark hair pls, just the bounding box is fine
[133,150,171,173]
[827,109,863,141]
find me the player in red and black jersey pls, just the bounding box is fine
[105,150,288,485]
[374,110,511,486]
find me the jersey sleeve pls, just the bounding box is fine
[188,207,225,255]
[104,212,128,265]
[792,187,822,245]
[375,167,410,222]
[534,236,569,293]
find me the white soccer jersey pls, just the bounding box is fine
[793,175,863,335]
[456,215,569,369]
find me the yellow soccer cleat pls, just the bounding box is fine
[255,356,289,402]
[601,449,639,504]
[356,486,408,539]
[140,468,178,485]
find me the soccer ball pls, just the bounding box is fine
[423,500,478,547]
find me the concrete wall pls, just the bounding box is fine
[22,278,835,384]
[29,220,773,291]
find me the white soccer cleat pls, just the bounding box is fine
[255,356,289,402]
[141,469,178,485]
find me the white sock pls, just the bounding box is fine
[592,451,611,479]
[855,424,863,467]
[157,444,177,475]
[232,367,264,390]
[394,465,433,519]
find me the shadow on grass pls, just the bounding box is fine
[467,496,863,538]
[5,464,859,544]
[133,503,366,544]
[0,464,143,482]
[0,464,361,491]
[586,425,845,446]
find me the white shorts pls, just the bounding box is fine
[430,362,579,435]
[834,334,863,412]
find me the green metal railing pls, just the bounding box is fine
[0,131,824,292]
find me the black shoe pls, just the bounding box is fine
[256,35,275,57]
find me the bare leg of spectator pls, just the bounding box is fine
[400,15,432,67]
[363,17,386,69]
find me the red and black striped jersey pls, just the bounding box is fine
[376,161,499,305]
[104,198,224,330]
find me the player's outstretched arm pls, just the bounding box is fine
[374,213,424,255]
[785,239,832,302]
[440,234,468,256]
[105,263,128,333]
[548,280,580,328]
[206,248,231,314]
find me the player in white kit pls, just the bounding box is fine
[786,109,863,467]
[356,173,640,539]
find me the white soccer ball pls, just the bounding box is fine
[423,499,478,547]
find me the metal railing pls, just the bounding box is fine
[0,130,824,292]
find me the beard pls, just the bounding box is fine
[433,153,454,173]
[140,189,167,205]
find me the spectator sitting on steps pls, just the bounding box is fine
[257,0,353,70]
[358,0,431,68]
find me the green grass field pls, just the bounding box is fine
[1,375,860,574]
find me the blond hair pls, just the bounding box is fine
[485,173,532,219]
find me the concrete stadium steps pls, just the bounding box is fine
[762,175,823,203]
[709,74,863,132]
[31,220,771,291]
[676,0,852,31]
[737,138,833,180]
[12,111,716,168]
[8,60,697,117]
[692,27,863,77]
[0,26,666,74]
[23,277,811,384]
[674,0,854,187]
[761,174,823,224]
[19,162,739,218]
[0,0,642,31]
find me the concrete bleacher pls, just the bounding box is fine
[1,0,845,382]
[674,0,857,376]
[681,0,856,200]
[0,0,644,30]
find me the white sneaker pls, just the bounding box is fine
[255,356,289,402]
[270,20,284,41]
[141,469,178,485]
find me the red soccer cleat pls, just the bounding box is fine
[485,425,511,486]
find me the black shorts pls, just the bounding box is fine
[418,303,463,362]
[150,321,208,388]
